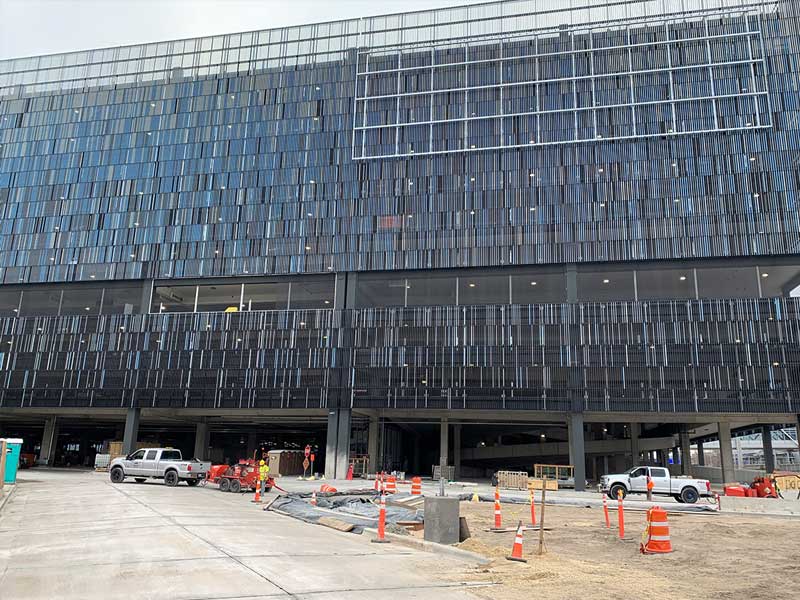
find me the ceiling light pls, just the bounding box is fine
[299,322,306,326]
[146,132,151,136]
[773,362,780,367]
[307,213,313,217]
[761,272,769,278]
[470,177,475,182]
[529,140,535,144]
[133,222,139,226]
[305,246,311,250]
[85,307,90,311]
[603,279,610,284]
[753,193,760,198]
[150,103,155,107]
[680,276,687,281]
[236,338,242,342]
[129,254,135,258]
[540,434,546,438]
[470,210,475,215]
[468,283,476,288]
[315,86,320,90]
[529,173,535,177]
[529,207,535,211]
[421,379,427,384]
[597,168,604,173]
[530,281,537,286]
[749,156,756,161]
[324,300,329,305]
[470,144,476,149]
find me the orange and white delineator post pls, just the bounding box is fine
[492,486,503,530]
[411,476,422,495]
[506,520,527,563]
[617,488,625,539]
[371,492,390,544]
[640,506,673,554]
[529,489,537,527]
[310,490,317,506]
[602,493,610,528]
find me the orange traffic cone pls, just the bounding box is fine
[641,506,673,554]
[310,491,317,506]
[506,520,527,562]
[252,483,261,503]
[491,486,503,530]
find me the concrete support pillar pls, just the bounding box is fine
[324,408,351,480]
[193,422,210,461]
[602,455,609,476]
[367,416,379,473]
[453,424,461,480]
[697,441,705,466]
[658,449,669,467]
[439,418,449,476]
[568,413,586,492]
[718,422,735,484]
[762,426,775,473]
[122,408,140,456]
[38,417,59,465]
[629,423,640,468]
[679,429,692,476]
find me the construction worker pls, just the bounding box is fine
[259,459,270,496]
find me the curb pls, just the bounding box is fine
[363,527,491,565]
[0,485,15,514]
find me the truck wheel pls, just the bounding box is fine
[229,479,241,493]
[680,487,699,504]
[134,478,146,484]
[219,478,230,492]
[673,494,685,503]
[609,484,627,500]
[164,470,179,487]
[185,480,199,487]
[110,467,125,484]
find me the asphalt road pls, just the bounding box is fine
[0,469,484,600]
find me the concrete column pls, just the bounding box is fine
[629,423,640,468]
[122,408,140,455]
[762,426,775,473]
[324,408,351,480]
[697,441,705,466]
[679,429,692,476]
[568,413,586,492]
[38,417,59,465]
[658,449,669,467]
[367,416,379,473]
[718,422,735,484]
[453,424,461,480]
[439,418,449,477]
[193,422,210,460]
[602,454,609,475]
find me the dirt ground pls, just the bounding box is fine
[437,501,800,600]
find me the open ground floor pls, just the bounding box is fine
[1,408,797,487]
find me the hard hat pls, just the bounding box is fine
[259,459,265,465]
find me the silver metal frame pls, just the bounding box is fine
[352,7,772,160]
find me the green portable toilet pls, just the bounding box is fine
[1,438,23,484]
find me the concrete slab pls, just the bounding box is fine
[0,470,482,600]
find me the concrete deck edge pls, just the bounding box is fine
[362,527,491,565]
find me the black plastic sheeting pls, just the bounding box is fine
[267,491,422,534]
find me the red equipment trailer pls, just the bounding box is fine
[213,459,274,494]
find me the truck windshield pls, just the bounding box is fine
[160,450,182,461]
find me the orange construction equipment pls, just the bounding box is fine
[751,477,778,498]
[506,520,527,563]
[411,476,422,495]
[320,484,337,493]
[385,475,397,494]
[371,492,390,544]
[617,488,625,539]
[492,486,503,530]
[724,485,747,497]
[529,489,537,527]
[602,493,610,528]
[641,506,673,554]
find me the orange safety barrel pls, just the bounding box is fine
[641,506,672,554]
[320,484,337,493]
[385,475,397,494]
[411,476,422,495]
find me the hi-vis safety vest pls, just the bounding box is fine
[259,464,269,480]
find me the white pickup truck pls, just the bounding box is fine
[600,466,712,504]
[109,448,210,487]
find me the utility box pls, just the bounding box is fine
[1,438,23,484]
[267,449,305,477]
[423,496,460,545]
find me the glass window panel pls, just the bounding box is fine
[151,285,196,313]
[696,266,759,299]
[243,282,290,311]
[289,279,335,309]
[511,271,567,303]
[458,275,509,305]
[577,269,636,302]
[354,276,406,308]
[0,289,21,317]
[406,275,456,306]
[60,284,104,315]
[636,267,695,300]
[103,283,144,315]
[19,287,62,317]
[758,264,800,298]
[196,284,242,312]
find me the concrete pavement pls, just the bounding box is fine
[0,470,487,600]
